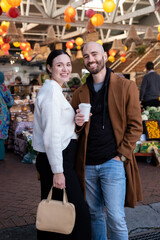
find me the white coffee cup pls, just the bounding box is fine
[78,103,91,122]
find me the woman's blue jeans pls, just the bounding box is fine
[85,159,128,240]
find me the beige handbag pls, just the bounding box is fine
[36,187,76,234]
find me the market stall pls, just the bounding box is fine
[134,106,160,166]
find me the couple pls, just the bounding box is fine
[32,41,143,240]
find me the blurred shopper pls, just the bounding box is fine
[72,42,143,240]
[0,72,14,160]
[32,50,91,240]
[140,61,160,107]
[15,76,22,85]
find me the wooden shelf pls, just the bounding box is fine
[134,152,152,156]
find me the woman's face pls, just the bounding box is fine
[47,54,72,86]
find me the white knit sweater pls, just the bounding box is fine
[32,79,77,174]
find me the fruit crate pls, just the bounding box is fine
[143,120,160,140]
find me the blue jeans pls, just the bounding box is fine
[85,159,128,240]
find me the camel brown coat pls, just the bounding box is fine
[71,72,143,208]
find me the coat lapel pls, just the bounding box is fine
[79,85,90,103]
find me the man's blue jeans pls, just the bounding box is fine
[85,159,128,240]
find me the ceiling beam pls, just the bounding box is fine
[114,5,155,22]
[31,0,49,18]
[0,14,158,33]
[51,0,90,18]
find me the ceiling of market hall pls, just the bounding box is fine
[0,0,160,48]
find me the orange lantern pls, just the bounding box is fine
[108,56,115,63]
[0,37,4,45]
[108,49,117,57]
[64,15,71,23]
[75,37,83,46]
[65,24,71,30]
[13,41,20,47]
[0,27,5,36]
[66,41,73,49]
[120,56,126,63]
[0,0,12,12]
[20,42,27,51]
[1,43,10,51]
[64,6,76,17]
[70,16,75,23]
[6,0,22,7]
[26,56,32,61]
[157,33,160,41]
[120,51,126,57]
[103,0,116,13]
[25,42,31,51]
[77,46,81,50]
[4,51,9,55]
[23,51,29,58]
[91,14,104,27]
[1,21,10,32]
[96,40,103,45]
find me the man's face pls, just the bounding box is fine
[83,43,107,74]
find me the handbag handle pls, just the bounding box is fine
[46,188,68,204]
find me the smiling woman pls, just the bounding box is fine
[46,50,72,86]
[32,49,91,240]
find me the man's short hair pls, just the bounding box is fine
[146,62,154,71]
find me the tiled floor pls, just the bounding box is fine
[0,151,160,230]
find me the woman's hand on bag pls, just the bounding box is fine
[53,173,66,189]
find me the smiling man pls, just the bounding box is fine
[71,41,143,240]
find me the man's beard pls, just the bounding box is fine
[84,57,105,74]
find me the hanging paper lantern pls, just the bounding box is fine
[65,24,71,30]
[3,36,10,43]
[75,37,83,46]
[96,40,103,45]
[1,21,10,32]
[157,33,160,41]
[13,41,20,47]
[6,0,22,7]
[120,56,126,62]
[0,0,12,12]
[66,41,73,49]
[120,51,126,57]
[1,43,10,51]
[70,39,75,44]
[103,0,116,13]
[20,42,27,51]
[4,51,9,55]
[64,15,71,23]
[64,6,76,17]
[158,25,160,33]
[70,16,75,23]
[0,7,3,16]
[125,46,127,51]
[0,37,4,45]
[0,27,4,36]
[86,9,95,18]
[23,51,29,58]
[26,56,32,61]
[91,14,104,27]
[8,7,20,18]
[77,46,81,50]
[108,49,117,57]
[108,56,115,63]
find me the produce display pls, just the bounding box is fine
[140,141,160,153]
[141,106,160,120]
[145,120,160,139]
